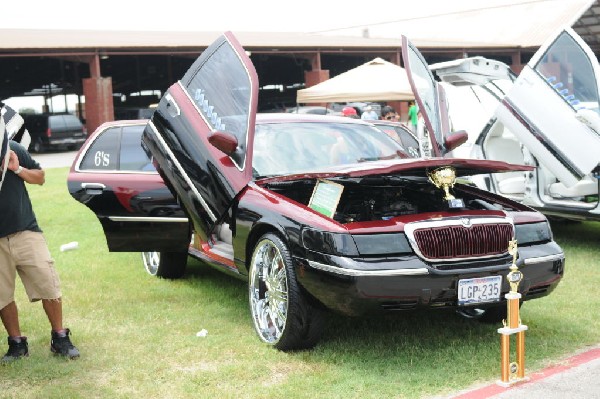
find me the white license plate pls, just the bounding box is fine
[458,275,502,305]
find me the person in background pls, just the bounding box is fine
[341,106,359,119]
[381,105,400,122]
[408,101,419,132]
[0,119,80,363]
[360,105,378,120]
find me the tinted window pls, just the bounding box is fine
[120,125,155,171]
[23,116,46,132]
[535,31,600,113]
[49,115,67,131]
[64,115,83,129]
[184,40,251,168]
[79,127,120,171]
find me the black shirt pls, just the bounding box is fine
[0,141,42,238]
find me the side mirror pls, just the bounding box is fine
[444,130,468,153]
[208,131,238,156]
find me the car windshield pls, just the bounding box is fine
[252,122,407,177]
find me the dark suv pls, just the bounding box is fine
[23,113,87,153]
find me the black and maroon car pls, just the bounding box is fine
[68,32,564,351]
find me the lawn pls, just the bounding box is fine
[1,167,599,399]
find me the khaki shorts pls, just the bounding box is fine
[0,230,61,310]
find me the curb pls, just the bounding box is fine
[448,346,600,399]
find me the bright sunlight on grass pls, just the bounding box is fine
[1,167,599,399]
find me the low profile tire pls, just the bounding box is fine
[141,251,187,279]
[248,233,325,351]
[457,303,519,324]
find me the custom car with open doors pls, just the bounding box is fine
[67,32,565,351]
[432,28,600,222]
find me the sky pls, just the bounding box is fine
[3,0,563,34]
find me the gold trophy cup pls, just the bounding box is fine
[428,166,456,200]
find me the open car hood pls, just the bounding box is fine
[256,157,533,184]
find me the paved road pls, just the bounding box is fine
[437,345,600,399]
[31,150,78,169]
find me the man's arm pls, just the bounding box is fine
[7,150,45,185]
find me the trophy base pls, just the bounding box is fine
[496,376,530,387]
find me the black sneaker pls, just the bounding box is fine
[1,336,29,363]
[50,329,80,359]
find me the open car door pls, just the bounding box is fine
[401,36,468,157]
[143,32,258,242]
[496,28,600,188]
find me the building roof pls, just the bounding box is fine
[0,1,596,54]
[320,0,596,48]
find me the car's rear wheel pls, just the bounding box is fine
[248,233,324,351]
[141,251,187,279]
[31,137,45,153]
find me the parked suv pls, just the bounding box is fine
[23,113,87,153]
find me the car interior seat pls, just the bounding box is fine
[483,125,527,195]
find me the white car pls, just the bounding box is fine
[431,28,600,222]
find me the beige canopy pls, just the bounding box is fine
[296,57,415,103]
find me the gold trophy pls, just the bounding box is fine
[428,166,456,200]
[428,166,465,208]
[497,238,529,387]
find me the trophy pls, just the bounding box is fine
[428,166,464,208]
[497,238,529,387]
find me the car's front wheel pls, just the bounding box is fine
[248,233,324,351]
[141,251,187,279]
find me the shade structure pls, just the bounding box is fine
[296,57,414,103]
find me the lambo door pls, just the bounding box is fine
[143,32,258,242]
[496,28,600,188]
[68,121,189,252]
[401,36,470,158]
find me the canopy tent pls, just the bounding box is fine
[296,57,414,103]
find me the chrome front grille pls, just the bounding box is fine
[405,217,514,263]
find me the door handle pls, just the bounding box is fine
[165,93,181,117]
[81,182,106,195]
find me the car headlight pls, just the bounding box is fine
[514,221,552,245]
[352,233,413,255]
[302,229,359,256]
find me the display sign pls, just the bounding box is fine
[308,179,344,218]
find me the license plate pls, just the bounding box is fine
[458,275,502,305]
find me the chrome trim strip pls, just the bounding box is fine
[307,260,429,276]
[148,120,217,222]
[523,253,564,265]
[404,216,515,263]
[108,216,188,223]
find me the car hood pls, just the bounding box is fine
[256,157,533,184]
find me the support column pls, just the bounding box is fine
[82,54,114,134]
[302,53,329,106]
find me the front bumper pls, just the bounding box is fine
[295,241,564,316]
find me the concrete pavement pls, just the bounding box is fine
[31,150,78,169]
[440,345,600,399]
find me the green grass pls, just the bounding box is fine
[1,167,599,399]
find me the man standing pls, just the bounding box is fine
[408,101,419,133]
[0,115,79,363]
[360,105,378,120]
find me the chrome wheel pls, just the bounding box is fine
[249,238,289,345]
[141,251,160,276]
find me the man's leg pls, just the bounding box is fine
[0,301,21,337]
[42,298,63,332]
[0,301,28,362]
